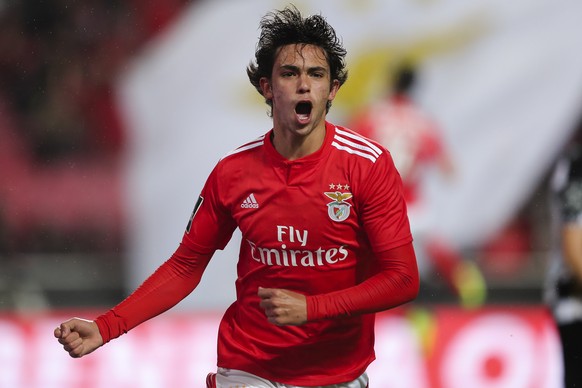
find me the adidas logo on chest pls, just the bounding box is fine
[241,193,259,209]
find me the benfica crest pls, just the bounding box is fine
[324,191,353,222]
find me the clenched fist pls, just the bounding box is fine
[54,318,103,358]
[258,287,307,326]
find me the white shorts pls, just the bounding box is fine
[206,367,369,388]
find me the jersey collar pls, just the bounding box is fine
[264,121,335,166]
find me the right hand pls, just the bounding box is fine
[54,318,103,358]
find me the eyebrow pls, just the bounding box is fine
[279,64,328,73]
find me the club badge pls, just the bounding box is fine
[324,191,353,222]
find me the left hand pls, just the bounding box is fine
[258,287,307,326]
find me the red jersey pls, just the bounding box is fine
[350,95,445,204]
[183,122,412,385]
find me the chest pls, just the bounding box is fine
[227,159,362,249]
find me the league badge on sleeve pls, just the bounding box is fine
[324,191,353,222]
[186,195,204,233]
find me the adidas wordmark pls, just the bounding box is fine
[241,193,259,209]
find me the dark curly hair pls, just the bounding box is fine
[247,5,348,114]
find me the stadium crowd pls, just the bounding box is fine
[0,0,190,309]
[0,0,548,310]
[0,0,190,254]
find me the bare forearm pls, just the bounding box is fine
[563,226,582,283]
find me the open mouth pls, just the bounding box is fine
[295,101,312,122]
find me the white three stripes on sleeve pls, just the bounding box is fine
[220,135,265,160]
[333,128,383,163]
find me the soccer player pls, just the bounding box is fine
[545,128,582,387]
[349,62,486,308]
[55,6,419,387]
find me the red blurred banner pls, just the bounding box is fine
[0,306,561,387]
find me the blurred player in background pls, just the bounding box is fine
[349,62,485,308]
[545,127,582,387]
[54,6,419,387]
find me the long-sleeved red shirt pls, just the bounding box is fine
[96,123,419,386]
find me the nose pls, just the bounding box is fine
[298,74,310,93]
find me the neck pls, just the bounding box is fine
[271,123,327,161]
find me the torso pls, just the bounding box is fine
[183,122,411,385]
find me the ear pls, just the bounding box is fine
[259,77,273,99]
[328,79,340,102]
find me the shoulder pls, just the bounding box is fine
[330,125,401,194]
[560,149,582,221]
[219,134,266,163]
[330,124,388,164]
[205,134,266,183]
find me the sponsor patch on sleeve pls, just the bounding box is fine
[186,195,204,233]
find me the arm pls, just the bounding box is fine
[562,224,582,283]
[559,155,582,285]
[258,242,419,325]
[55,243,212,357]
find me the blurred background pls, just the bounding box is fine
[2,0,582,387]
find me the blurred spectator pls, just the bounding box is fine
[545,127,582,387]
[0,0,190,255]
[349,61,486,308]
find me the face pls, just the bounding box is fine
[260,44,339,150]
